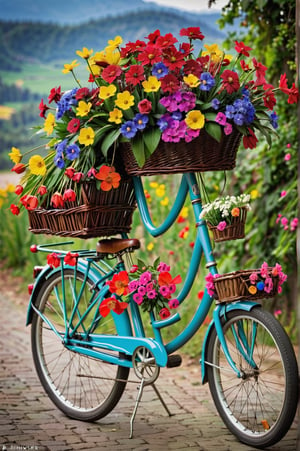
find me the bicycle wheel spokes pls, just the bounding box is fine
[31,269,129,421]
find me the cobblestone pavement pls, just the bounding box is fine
[0,277,299,451]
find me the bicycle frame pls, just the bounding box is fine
[27,172,260,380]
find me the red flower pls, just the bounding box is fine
[75,87,90,100]
[180,27,205,41]
[47,252,61,268]
[252,58,267,86]
[197,290,204,300]
[163,46,185,70]
[15,185,23,195]
[67,118,81,133]
[107,271,129,296]
[145,29,161,43]
[20,194,38,210]
[240,60,251,72]
[137,44,162,65]
[243,129,258,149]
[179,42,192,58]
[72,172,84,182]
[37,185,47,196]
[10,204,20,215]
[280,75,299,104]
[234,41,252,57]
[125,65,145,86]
[63,189,76,202]
[138,99,152,114]
[28,284,34,295]
[155,33,178,48]
[102,64,122,83]
[48,86,61,103]
[64,251,79,266]
[120,40,146,58]
[158,271,182,287]
[159,307,171,319]
[99,297,128,317]
[279,73,289,93]
[51,192,64,208]
[160,73,181,94]
[95,165,121,191]
[11,163,26,174]
[65,167,76,179]
[263,86,276,110]
[220,70,240,94]
[39,99,49,118]
[183,59,202,77]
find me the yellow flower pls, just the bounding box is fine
[160,196,169,206]
[142,76,161,93]
[180,206,189,219]
[251,189,259,199]
[78,127,95,146]
[44,112,55,135]
[149,182,158,188]
[99,84,117,100]
[6,184,15,193]
[76,100,92,117]
[29,155,47,176]
[76,47,93,59]
[62,59,80,74]
[0,188,7,198]
[156,184,165,198]
[108,108,123,124]
[183,74,200,88]
[202,44,232,64]
[185,110,205,130]
[106,36,123,50]
[147,242,154,251]
[8,146,22,164]
[90,49,121,75]
[115,91,134,110]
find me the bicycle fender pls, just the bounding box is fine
[26,259,113,326]
[200,301,260,384]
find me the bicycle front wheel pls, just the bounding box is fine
[31,269,130,421]
[206,307,298,449]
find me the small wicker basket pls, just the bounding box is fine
[28,178,136,239]
[213,268,279,303]
[208,207,248,242]
[120,129,242,176]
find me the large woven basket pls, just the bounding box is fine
[28,178,136,239]
[214,269,279,303]
[208,207,248,242]
[120,129,241,176]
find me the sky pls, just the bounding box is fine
[143,0,228,12]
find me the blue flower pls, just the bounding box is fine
[121,121,138,139]
[171,111,182,121]
[269,111,278,129]
[56,88,78,120]
[211,98,220,110]
[54,154,65,169]
[225,105,235,119]
[199,72,215,91]
[55,139,68,156]
[65,143,80,160]
[233,113,245,126]
[134,113,149,130]
[152,62,168,79]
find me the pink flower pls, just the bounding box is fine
[87,167,97,178]
[217,221,227,231]
[215,112,227,125]
[138,286,146,296]
[157,262,170,272]
[274,309,282,318]
[224,122,233,135]
[128,280,139,292]
[249,272,258,284]
[280,191,287,198]
[133,293,143,305]
[281,217,288,226]
[139,271,152,285]
[147,290,157,299]
[290,218,298,231]
[264,277,273,293]
[159,308,171,319]
[276,214,282,224]
[284,153,291,161]
[260,262,269,278]
[138,99,152,114]
[63,188,76,202]
[168,298,179,309]
[160,285,170,297]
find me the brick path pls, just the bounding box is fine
[0,276,298,451]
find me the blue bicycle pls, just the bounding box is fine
[26,172,299,449]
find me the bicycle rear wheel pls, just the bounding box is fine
[206,307,298,448]
[31,269,130,421]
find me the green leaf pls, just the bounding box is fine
[143,128,161,155]
[204,112,217,122]
[101,129,120,157]
[205,122,222,142]
[131,134,146,167]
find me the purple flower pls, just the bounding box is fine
[269,111,278,129]
[185,128,200,142]
[152,62,168,79]
[199,72,215,91]
[120,120,138,139]
[211,98,220,110]
[134,113,149,130]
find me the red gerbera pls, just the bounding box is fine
[137,44,162,65]
[180,27,205,41]
[48,86,61,103]
[145,29,161,43]
[99,297,128,317]
[120,40,146,58]
[160,73,181,93]
[95,165,121,191]
[163,46,185,70]
[125,65,145,86]
[101,64,122,83]
[155,33,178,48]
[75,87,90,100]
[220,70,240,94]
[107,271,129,296]
[67,118,81,133]
[183,59,203,77]
[234,41,252,57]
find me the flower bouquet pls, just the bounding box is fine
[200,193,251,242]
[8,26,298,228]
[206,262,287,303]
[100,259,182,319]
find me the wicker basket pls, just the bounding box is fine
[214,269,279,303]
[208,207,247,242]
[28,178,136,238]
[120,129,242,176]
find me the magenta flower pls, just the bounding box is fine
[157,262,170,272]
[284,153,291,161]
[215,112,227,125]
[290,218,298,231]
[249,272,258,284]
[264,277,273,293]
[280,190,287,197]
[139,271,152,285]
[260,262,269,278]
[133,293,143,305]
[138,286,146,296]
[159,285,170,297]
[224,122,233,135]
[281,217,288,226]
[168,298,179,309]
[147,290,157,299]
[217,221,227,231]
[128,280,139,292]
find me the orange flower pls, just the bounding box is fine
[95,165,121,191]
[231,207,240,217]
[99,297,128,317]
[107,271,129,296]
[158,271,182,287]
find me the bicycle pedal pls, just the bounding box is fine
[166,354,182,368]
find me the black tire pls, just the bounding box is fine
[206,307,299,448]
[31,269,129,421]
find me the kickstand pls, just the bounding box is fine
[129,380,173,439]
